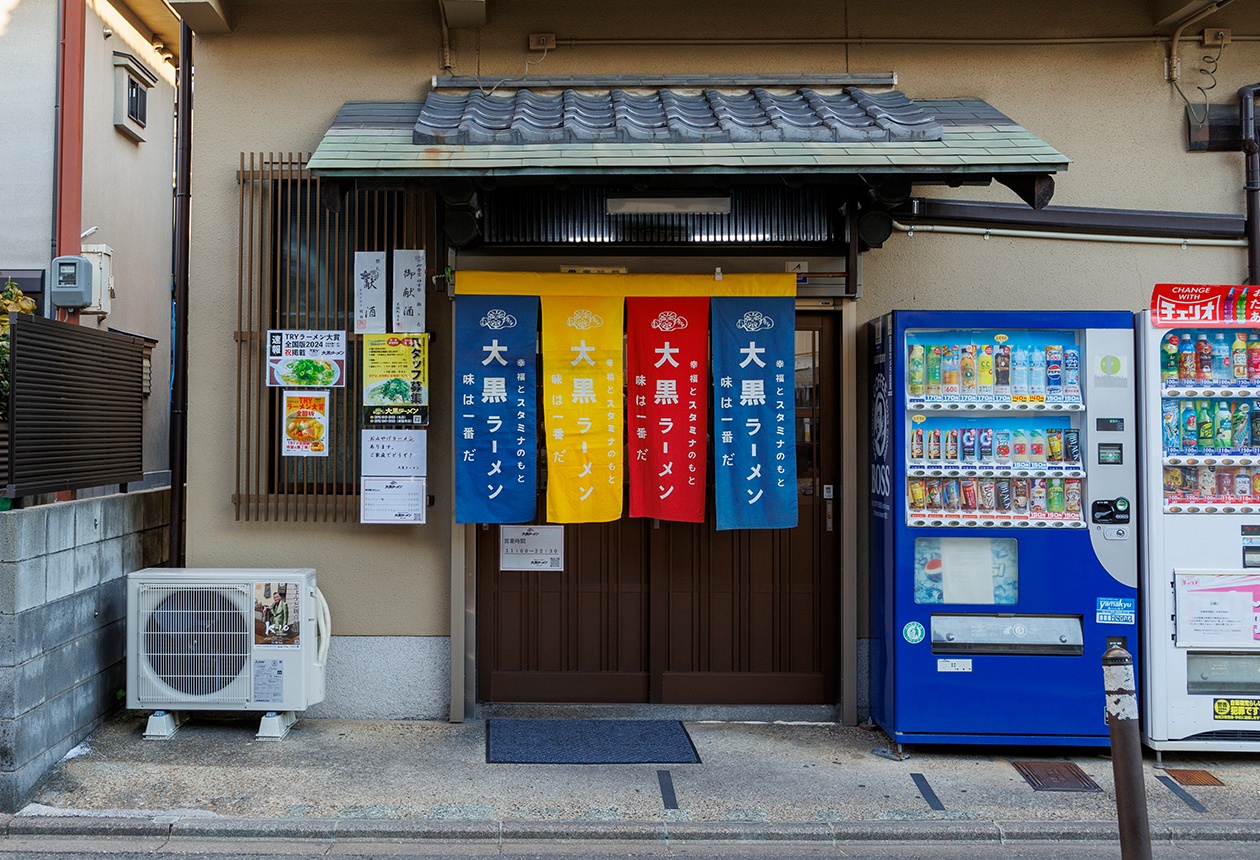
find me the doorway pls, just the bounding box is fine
[476,311,840,704]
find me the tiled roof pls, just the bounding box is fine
[308,91,1068,178]
[412,88,943,145]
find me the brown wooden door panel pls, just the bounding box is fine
[660,672,824,704]
[477,311,839,706]
[489,671,650,703]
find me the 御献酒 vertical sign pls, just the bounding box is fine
[711,297,798,530]
[541,296,624,523]
[454,296,538,524]
[626,297,709,522]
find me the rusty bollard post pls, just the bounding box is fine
[1103,646,1152,860]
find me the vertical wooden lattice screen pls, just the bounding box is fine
[234,152,432,522]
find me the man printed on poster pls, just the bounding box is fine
[254,582,301,648]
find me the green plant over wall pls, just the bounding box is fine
[0,275,38,422]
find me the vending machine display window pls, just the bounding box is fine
[913,537,1018,605]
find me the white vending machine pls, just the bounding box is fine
[1138,284,1260,756]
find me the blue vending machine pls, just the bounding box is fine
[869,310,1139,747]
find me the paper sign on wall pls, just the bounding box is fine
[266,330,346,387]
[354,251,386,333]
[282,391,329,457]
[362,429,427,477]
[500,525,564,570]
[1174,571,1260,647]
[363,333,429,425]
[361,476,428,524]
[392,250,426,332]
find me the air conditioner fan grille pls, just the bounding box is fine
[143,587,250,697]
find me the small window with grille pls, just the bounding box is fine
[112,52,157,143]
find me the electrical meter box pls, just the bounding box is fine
[51,245,112,315]
[51,255,93,308]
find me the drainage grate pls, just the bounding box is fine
[1011,761,1102,792]
[1165,768,1223,786]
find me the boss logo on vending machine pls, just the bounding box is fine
[871,362,891,500]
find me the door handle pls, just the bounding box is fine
[826,499,833,532]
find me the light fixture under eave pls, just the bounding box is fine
[605,194,732,215]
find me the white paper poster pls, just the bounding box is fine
[392,249,426,333]
[939,539,997,605]
[282,390,329,458]
[499,525,565,571]
[361,476,427,524]
[266,330,346,387]
[1175,572,1260,648]
[361,429,427,477]
[354,251,386,333]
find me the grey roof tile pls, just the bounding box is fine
[412,87,943,145]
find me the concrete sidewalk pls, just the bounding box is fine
[8,712,1260,843]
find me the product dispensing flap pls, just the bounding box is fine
[1150,283,1260,328]
[929,614,1084,655]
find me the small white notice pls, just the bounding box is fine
[500,525,564,571]
[253,659,285,703]
[1174,572,1258,647]
[361,429,427,477]
[361,476,427,524]
[940,539,997,604]
[937,658,973,673]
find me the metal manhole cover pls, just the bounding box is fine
[1011,760,1102,792]
[1165,768,1223,786]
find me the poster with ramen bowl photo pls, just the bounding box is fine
[283,390,329,457]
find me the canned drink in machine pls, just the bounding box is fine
[1063,428,1082,463]
[978,479,996,511]
[909,479,927,509]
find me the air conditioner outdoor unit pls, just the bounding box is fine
[127,568,330,739]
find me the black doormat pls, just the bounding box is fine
[486,719,701,764]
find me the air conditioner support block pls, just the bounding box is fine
[143,710,188,740]
[256,710,298,740]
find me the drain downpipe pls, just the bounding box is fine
[1240,83,1260,284]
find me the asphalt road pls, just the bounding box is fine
[0,838,1258,860]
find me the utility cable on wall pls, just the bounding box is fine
[1175,40,1224,124]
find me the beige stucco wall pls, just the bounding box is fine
[0,0,59,269]
[80,0,177,478]
[188,1,1260,638]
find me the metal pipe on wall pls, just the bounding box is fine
[54,0,85,264]
[893,221,1247,247]
[1240,83,1260,285]
[168,21,193,567]
[896,198,1246,240]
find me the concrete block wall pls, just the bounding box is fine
[0,489,169,811]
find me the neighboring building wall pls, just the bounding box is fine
[185,1,1260,715]
[0,0,175,487]
[80,0,177,484]
[0,0,58,270]
[0,489,170,811]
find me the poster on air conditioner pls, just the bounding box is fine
[254,582,300,648]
